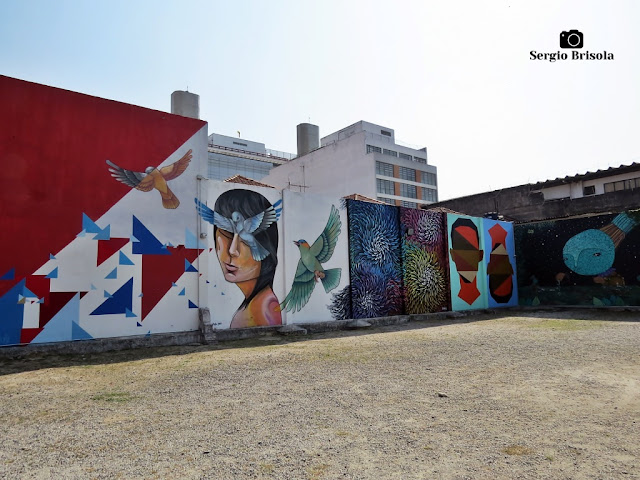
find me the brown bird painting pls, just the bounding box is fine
[106,149,192,209]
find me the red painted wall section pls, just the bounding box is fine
[0,75,206,297]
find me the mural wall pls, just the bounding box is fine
[281,191,350,324]
[0,76,208,346]
[400,208,450,313]
[516,210,640,306]
[483,218,518,308]
[347,200,403,319]
[0,75,522,348]
[196,182,285,329]
[447,214,488,311]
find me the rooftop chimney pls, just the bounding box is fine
[171,90,200,119]
[297,123,320,157]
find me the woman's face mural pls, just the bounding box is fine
[215,228,261,284]
[195,189,282,328]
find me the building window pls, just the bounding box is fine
[421,188,437,202]
[398,166,416,182]
[376,161,394,177]
[604,177,640,193]
[399,152,412,161]
[367,144,382,154]
[381,130,392,137]
[421,171,437,186]
[383,148,398,157]
[399,183,417,198]
[377,197,395,205]
[401,201,417,208]
[377,179,395,195]
[583,185,596,196]
[414,157,427,164]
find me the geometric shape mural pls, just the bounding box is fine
[141,246,199,320]
[90,278,133,315]
[132,216,171,255]
[0,279,26,345]
[97,237,130,266]
[447,214,488,311]
[31,293,81,343]
[484,219,518,307]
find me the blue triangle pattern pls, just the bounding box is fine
[82,213,102,234]
[105,267,118,279]
[45,267,58,279]
[119,252,135,265]
[178,287,185,296]
[132,216,170,255]
[0,268,15,280]
[125,308,137,318]
[188,300,198,309]
[91,278,133,315]
[184,259,198,273]
[93,225,111,241]
[72,321,93,341]
[22,286,38,298]
[0,280,25,345]
[32,293,80,343]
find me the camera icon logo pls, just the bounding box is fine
[560,30,584,49]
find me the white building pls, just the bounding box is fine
[207,133,296,182]
[262,121,438,208]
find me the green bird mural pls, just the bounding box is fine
[281,205,342,313]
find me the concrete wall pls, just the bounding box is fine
[0,76,208,346]
[433,183,640,223]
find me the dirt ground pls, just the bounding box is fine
[0,309,639,479]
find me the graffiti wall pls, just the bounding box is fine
[347,200,403,318]
[516,210,640,306]
[196,182,285,329]
[400,208,450,313]
[483,219,518,308]
[281,191,350,324]
[0,75,522,347]
[0,76,208,346]
[447,214,488,310]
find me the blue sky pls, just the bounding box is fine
[2,0,639,200]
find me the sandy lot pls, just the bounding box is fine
[0,309,639,479]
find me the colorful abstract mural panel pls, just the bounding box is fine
[448,214,488,310]
[348,200,403,318]
[484,219,518,307]
[400,208,449,313]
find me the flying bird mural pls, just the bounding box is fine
[195,197,283,261]
[106,149,192,209]
[281,205,342,313]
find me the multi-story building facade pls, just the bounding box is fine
[207,133,295,182]
[262,121,438,207]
